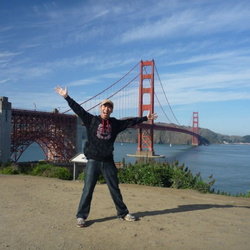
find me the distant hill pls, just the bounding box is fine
[82,122,249,145]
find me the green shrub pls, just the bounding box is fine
[245,191,250,198]
[1,159,247,197]
[55,167,72,180]
[31,163,72,180]
[31,164,52,176]
[118,161,215,194]
[78,171,84,181]
[0,166,19,175]
[233,190,250,198]
[119,161,167,187]
[17,164,36,175]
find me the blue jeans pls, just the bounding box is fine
[76,159,129,219]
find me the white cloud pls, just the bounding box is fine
[119,2,250,43]
[68,79,98,87]
[0,79,10,84]
[0,51,22,68]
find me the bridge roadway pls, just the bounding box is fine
[134,123,200,139]
[9,109,200,163]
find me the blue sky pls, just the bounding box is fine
[1,0,250,136]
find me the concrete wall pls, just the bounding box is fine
[0,97,12,163]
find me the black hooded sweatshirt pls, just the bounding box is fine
[65,96,148,162]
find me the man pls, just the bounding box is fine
[55,86,157,227]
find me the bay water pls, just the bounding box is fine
[19,142,250,195]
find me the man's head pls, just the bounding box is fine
[101,99,114,109]
[100,99,113,120]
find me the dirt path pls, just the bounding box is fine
[0,175,249,250]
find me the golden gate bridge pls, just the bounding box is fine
[0,60,201,163]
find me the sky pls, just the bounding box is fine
[1,0,250,136]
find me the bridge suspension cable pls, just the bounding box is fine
[154,93,171,123]
[85,72,140,112]
[63,61,140,114]
[141,65,171,123]
[62,60,181,128]
[154,63,181,126]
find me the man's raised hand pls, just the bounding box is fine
[147,110,158,121]
[55,86,68,98]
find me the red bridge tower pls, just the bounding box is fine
[136,60,156,157]
[192,111,199,145]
